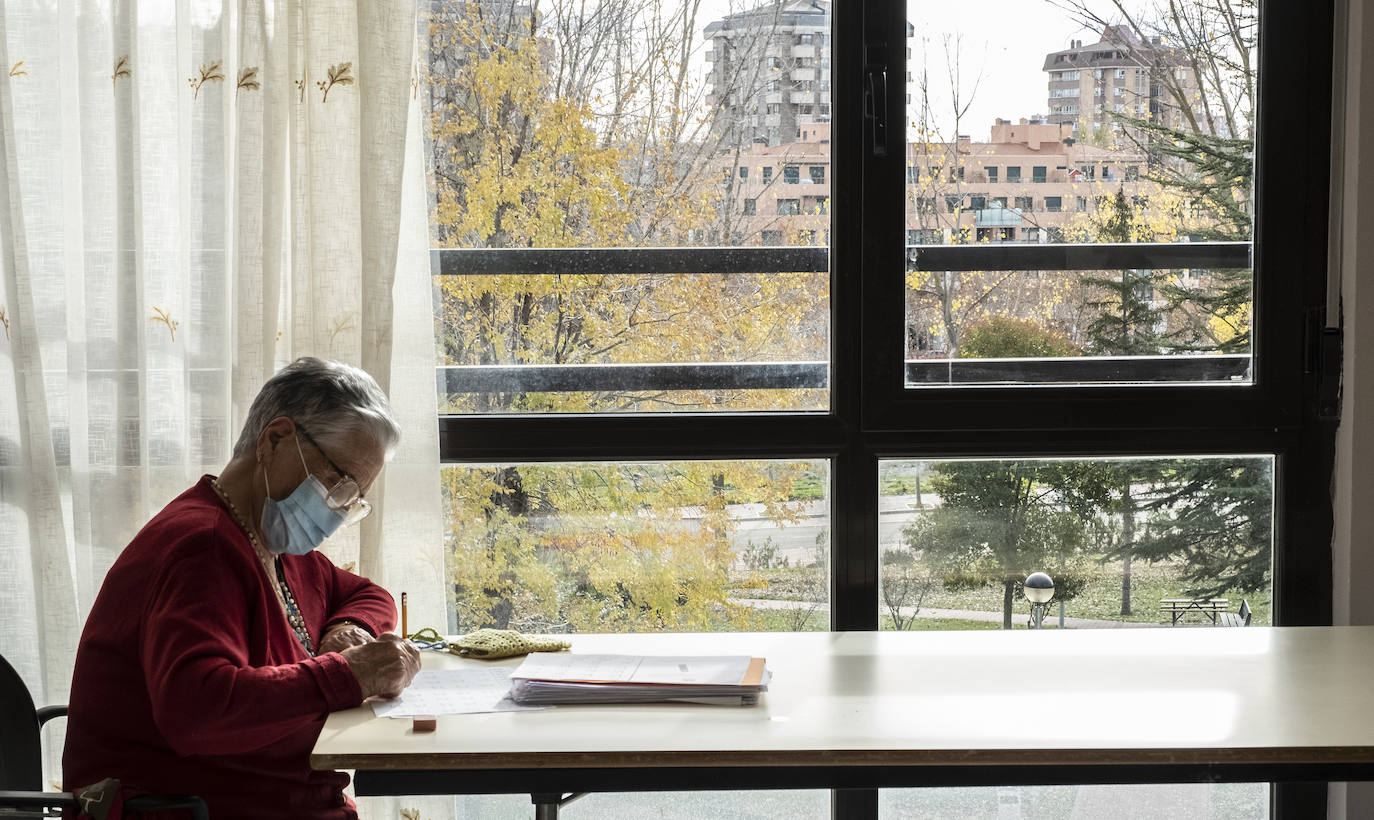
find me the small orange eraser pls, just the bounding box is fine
[412,715,437,733]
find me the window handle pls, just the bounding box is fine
[864,48,888,157]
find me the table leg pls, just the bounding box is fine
[532,792,586,820]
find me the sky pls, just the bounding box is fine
[900,0,1107,140]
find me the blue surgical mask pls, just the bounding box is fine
[260,436,346,555]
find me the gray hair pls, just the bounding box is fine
[232,358,402,459]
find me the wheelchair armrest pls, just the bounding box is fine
[36,704,68,727]
[0,788,81,809]
[0,790,208,820]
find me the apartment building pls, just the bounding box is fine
[714,119,1155,246]
[704,0,832,147]
[906,118,1156,245]
[1043,24,1194,143]
[713,122,832,245]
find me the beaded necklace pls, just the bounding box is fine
[210,478,315,657]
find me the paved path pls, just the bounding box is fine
[731,597,1163,629]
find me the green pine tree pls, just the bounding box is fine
[1081,190,1164,356]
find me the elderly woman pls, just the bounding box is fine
[63,358,421,818]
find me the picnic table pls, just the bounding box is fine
[1159,597,1229,625]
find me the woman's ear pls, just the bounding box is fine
[258,417,296,462]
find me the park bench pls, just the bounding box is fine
[1160,597,1229,626]
[1218,599,1253,627]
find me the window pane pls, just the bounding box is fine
[881,784,1267,818]
[877,456,1272,630]
[444,460,830,634]
[877,455,1272,816]
[459,790,830,819]
[424,0,832,413]
[903,0,1256,385]
[436,270,828,414]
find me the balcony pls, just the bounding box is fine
[973,207,1024,227]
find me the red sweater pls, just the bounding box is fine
[63,476,397,819]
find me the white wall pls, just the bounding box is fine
[1330,0,1374,815]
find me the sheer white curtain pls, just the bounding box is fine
[0,0,446,804]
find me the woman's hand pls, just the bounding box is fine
[319,621,374,654]
[340,633,421,699]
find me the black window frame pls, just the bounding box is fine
[431,0,1338,815]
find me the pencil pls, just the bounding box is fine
[401,592,408,639]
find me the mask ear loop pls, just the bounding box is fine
[259,447,274,502]
[292,431,311,473]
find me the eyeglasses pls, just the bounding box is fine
[294,423,372,526]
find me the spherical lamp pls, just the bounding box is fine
[1024,572,1055,629]
[1024,572,1055,604]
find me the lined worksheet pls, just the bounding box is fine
[370,668,541,718]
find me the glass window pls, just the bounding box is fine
[877,455,1273,628]
[881,785,1268,819]
[421,0,1323,811]
[445,459,830,634]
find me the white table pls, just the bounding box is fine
[311,627,1374,817]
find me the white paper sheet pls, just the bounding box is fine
[370,668,541,718]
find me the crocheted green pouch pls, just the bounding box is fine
[448,628,571,659]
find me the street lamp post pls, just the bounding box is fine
[1025,572,1055,629]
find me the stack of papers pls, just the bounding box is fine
[508,653,770,706]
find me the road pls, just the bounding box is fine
[718,493,932,567]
